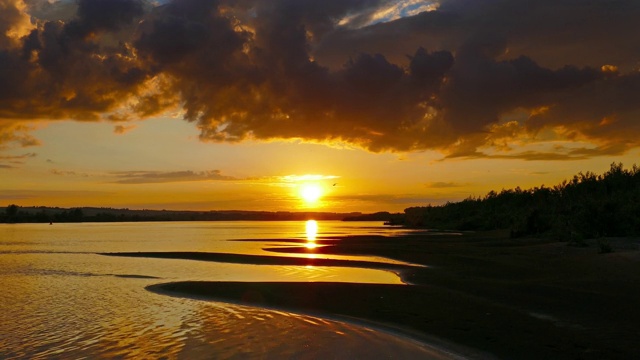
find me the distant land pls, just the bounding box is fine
[0,205,401,224]
[3,163,639,240]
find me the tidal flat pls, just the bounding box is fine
[138,231,640,359]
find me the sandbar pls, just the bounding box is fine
[108,231,640,359]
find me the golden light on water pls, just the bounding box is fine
[305,220,318,249]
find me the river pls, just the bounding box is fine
[0,221,460,359]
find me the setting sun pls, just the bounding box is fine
[299,184,323,205]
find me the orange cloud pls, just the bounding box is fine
[0,122,41,150]
[1,0,640,160]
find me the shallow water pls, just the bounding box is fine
[0,221,458,359]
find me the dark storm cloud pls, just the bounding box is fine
[314,0,640,71]
[0,0,148,123]
[1,0,640,159]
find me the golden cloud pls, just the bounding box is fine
[1,0,639,161]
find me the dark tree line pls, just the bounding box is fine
[403,163,640,239]
[1,206,85,223]
[0,206,363,223]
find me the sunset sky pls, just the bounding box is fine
[1,0,640,213]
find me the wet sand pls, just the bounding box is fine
[100,250,417,270]
[107,231,640,359]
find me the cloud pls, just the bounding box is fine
[50,168,90,177]
[0,151,36,168]
[328,193,448,206]
[279,174,340,183]
[1,0,640,159]
[445,142,631,161]
[0,122,41,149]
[113,124,136,134]
[0,152,36,160]
[241,174,341,188]
[315,0,640,71]
[0,0,149,125]
[425,181,467,188]
[111,170,237,184]
[0,0,33,47]
[0,189,111,200]
[110,170,340,186]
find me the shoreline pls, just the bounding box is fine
[111,232,640,359]
[100,250,418,274]
[146,281,490,360]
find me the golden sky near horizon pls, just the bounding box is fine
[1,0,640,212]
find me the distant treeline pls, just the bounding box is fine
[5,163,639,240]
[0,206,366,223]
[402,163,640,240]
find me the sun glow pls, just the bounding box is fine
[299,184,323,205]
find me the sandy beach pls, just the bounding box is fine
[111,231,640,359]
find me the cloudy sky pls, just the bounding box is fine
[1,0,639,212]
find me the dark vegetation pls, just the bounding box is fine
[0,206,363,223]
[403,163,640,240]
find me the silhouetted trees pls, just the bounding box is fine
[53,208,84,223]
[404,163,640,239]
[0,206,367,223]
[4,204,19,223]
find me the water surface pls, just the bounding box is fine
[0,221,457,359]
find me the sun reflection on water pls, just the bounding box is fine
[305,220,318,249]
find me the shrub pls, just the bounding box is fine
[597,239,613,254]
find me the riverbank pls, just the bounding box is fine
[141,231,640,359]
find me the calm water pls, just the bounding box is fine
[0,221,458,359]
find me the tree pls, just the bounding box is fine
[6,204,19,217]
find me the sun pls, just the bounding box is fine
[299,184,323,205]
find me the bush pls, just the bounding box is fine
[568,232,588,247]
[597,239,613,254]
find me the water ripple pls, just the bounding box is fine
[0,222,460,359]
